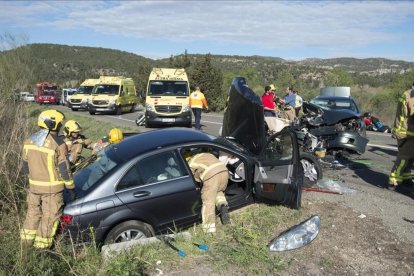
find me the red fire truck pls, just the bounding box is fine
[35,82,61,105]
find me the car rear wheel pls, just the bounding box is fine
[89,111,95,115]
[115,105,122,115]
[71,108,78,111]
[104,220,154,244]
[300,152,323,187]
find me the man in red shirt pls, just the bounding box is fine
[262,84,277,117]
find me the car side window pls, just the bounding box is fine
[117,151,187,191]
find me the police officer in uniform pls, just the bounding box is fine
[186,150,230,234]
[388,81,414,190]
[20,109,74,249]
[63,120,94,167]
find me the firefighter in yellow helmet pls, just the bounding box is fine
[388,81,414,190]
[92,128,124,154]
[63,120,94,167]
[185,148,230,234]
[20,109,74,250]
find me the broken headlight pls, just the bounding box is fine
[268,215,320,251]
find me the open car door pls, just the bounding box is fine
[254,128,303,209]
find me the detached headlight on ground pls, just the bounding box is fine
[268,215,320,252]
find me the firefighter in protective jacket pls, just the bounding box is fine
[63,120,94,167]
[20,109,74,249]
[91,128,124,155]
[388,82,414,190]
[186,150,230,234]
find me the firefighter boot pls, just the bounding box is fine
[218,204,230,225]
[388,178,398,191]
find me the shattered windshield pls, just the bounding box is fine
[148,81,189,96]
[76,86,93,95]
[93,85,120,95]
[73,150,121,195]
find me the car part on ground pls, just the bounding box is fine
[299,153,323,187]
[268,215,320,252]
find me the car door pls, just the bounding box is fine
[254,128,303,209]
[115,149,202,232]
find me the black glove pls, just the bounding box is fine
[68,189,76,201]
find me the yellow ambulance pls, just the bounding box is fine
[87,76,138,115]
[144,68,192,127]
[68,78,99,111]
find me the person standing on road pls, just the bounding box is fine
[262,84,278,117]
[293,90,303,117]
[280,86,296,121]
[185,150,230,234]
[388,81,414,190]
[20,109,74,250]
[189,87,208,130]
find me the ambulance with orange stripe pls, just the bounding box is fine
[143,68,192,128]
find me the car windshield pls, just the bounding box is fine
[310,98,358,113]
[93,85,119,95]
[73,150,121,195]
[76,86,94,95]
[148,81,189,96]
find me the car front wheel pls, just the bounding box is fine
[104,220,154,244]
[300,152,323,187]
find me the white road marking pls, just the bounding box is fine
[367,143,397,151]
[106,115,136,122]
[201,119,223,125]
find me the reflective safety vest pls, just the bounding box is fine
[189,90,208,109]
[23,133,74,193]
[392,89,414,139]
[188,153,227,182]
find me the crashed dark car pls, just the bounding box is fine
[61,78,303,245]
[300,101,368,154]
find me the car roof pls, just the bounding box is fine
[313,96,354,100]
[114,128,215,160]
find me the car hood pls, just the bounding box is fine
[221,77,266,155]
[302,102,360,125]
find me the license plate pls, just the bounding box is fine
[96,108,105,111]
[44,101,49,103]
[162,118,175,123]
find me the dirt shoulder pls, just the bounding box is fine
[287,163,414,275]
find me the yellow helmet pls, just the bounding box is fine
[38,109,65,131]
[269,84,276,91]
[64,120,82,136]
[109,128,123,144]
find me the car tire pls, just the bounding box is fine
[300,152,323,187]
[130,104,136,113]
[89,111,95,115]
[145,121,151,128]
[104,220,154,244]
[72,108,78,111]
[116,105,122,115]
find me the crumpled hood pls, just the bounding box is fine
[302,102,360,126]
[221,77,266,155]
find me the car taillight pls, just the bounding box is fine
[60,214,73,229]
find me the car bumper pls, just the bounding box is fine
[145,111,192,126]
[326,131,368,154]
[68,102,88,109]
[87,104,117,113]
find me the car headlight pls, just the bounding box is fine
[109,99,115,105]
[81,98,87,103]
[268,215,320,251]
[182,104,191,112]
[146,104,154,112]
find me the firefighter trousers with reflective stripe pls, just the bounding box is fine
[201,171,228,233]
[20,191,63,249]
[389,139,414,186]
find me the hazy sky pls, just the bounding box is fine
[1,1,413,61]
